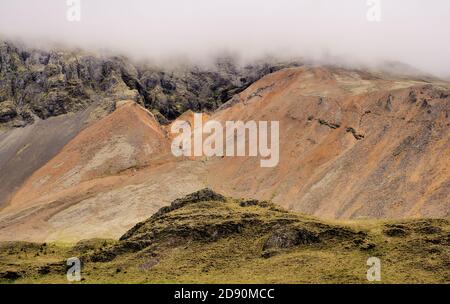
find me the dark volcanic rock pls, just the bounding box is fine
[120,189,226,241]
[239,199,271,208]
[0,270,22,280]
[0,40,301,127]
[151,188,226,219]
[384,225,409,237]
[263,227,319,251]
[318,227,365,240]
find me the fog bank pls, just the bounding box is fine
[1,0,449,77]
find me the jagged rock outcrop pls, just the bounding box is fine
[0,65,449,243]
[0,40,300,127]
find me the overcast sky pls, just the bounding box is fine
[0,0,449,77]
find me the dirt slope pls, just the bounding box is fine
[0,101,208,241]
[207,66,450,219]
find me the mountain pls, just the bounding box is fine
[0,40,299,127]
[0,44,449,242]
[0,66,449,242]
[1,189,448,284]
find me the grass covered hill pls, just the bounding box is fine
[0,189,449,284]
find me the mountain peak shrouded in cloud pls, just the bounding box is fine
[0,0,449,78]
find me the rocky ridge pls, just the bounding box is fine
[0,40,300,127]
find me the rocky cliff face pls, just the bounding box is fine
[0,39,449,243]
[0,40,299,127]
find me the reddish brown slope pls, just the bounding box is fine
[0,101,208,242]
[207,67,450,219]
[5,100,169,211]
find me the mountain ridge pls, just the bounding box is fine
[0,40,301,128]
[0,63,449,242]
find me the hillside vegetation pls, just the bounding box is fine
[1,189,448,284]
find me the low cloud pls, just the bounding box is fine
[1,0,449,77]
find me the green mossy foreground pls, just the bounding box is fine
[0,189,449,284]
